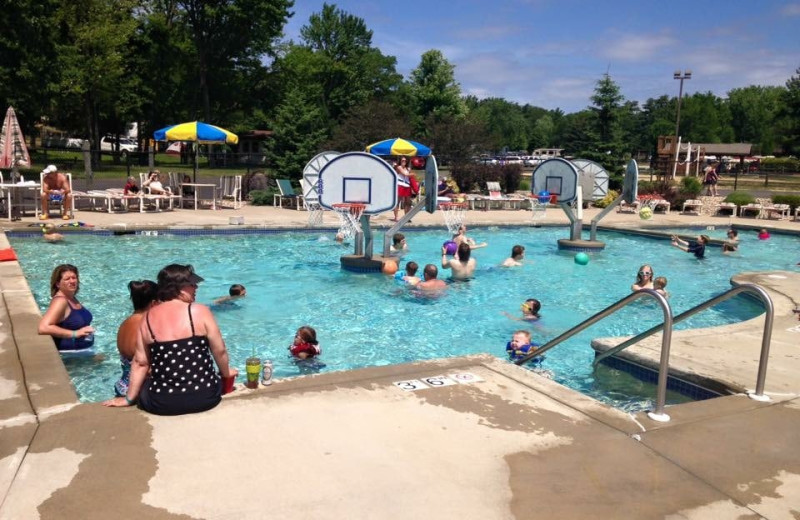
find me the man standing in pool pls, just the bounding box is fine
[442,242,476,280]
[671,234,709,259]
[416,264,447,291]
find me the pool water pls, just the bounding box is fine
[10,226,797,411]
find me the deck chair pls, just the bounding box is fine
[273,178,303,210]
[617,200,640,213]
[714,202,737,216]
[739,203,763,219]
[219,175,243,209]
[39,171,75,219]
[681,199,702,214]
[762,203,790,220]
[138,172,177,212]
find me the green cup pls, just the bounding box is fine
[245,357,261,389]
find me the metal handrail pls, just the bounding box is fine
[593,283,774,400]
[515,289,675,420]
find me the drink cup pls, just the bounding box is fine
[221,374,236,395]
[245,357,261,389]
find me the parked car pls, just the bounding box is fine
[503,155,523,165]
[100,136,137,154]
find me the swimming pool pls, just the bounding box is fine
[10,226,797,410]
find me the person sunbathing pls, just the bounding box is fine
[143,171,171,195]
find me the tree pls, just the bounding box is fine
[679,92,732,143]
[471,98,529,152]
[326,99,412,152]
[408,50,465,129]
[265,88,328,180]
[177,0,293,121]
[589,73,624,153]
[778,66,800,155]
[529,115,555,149]
[294,4,401,124]
[424,112,489,165]
[727,86,783,154]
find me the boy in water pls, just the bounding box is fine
[671,234,709,259]
[505,330,541,363]
[213,284,246,305]
[653,276,669,298]
[503,298,540,321]
[400,261,421,285]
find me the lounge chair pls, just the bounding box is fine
[273,178,303,210]
[762,203,790,220]
[138,172,180,211]
[715,202,738,216]
[795,206,800,221]
[651,198,671,214]
[617,200,640,213]
[218,175,243,209]
[739,203,763,219]
[682,199,703,214]
[468,181,524,210]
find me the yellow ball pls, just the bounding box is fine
[639,206,653,220]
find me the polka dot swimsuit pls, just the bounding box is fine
[139,304,221,415]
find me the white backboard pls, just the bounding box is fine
[317,152,398,215]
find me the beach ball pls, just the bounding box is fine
[639,206,653,220]
[574,252,590,265]
[443,240,458,255]
[411,156,426,169]
[382,260,398,275]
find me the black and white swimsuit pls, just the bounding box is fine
[138,304,221,415]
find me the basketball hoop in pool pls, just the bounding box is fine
[438,202,467,234]
[332,202,366,240]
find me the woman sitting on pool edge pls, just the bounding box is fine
[103,264,237,415]
[38,264,95,352]
[631,264,655,291]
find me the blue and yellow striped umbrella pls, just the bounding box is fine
[366,137,431,157]
[153,121,238,144]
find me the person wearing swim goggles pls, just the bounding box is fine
[631,264,654,291]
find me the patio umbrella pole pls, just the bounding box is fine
[194,143,198,183]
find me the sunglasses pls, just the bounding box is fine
[638,271,652,276]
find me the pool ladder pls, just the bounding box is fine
[514,284,774,422]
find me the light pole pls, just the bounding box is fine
[672,69,691,177]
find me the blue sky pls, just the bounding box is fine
[283,0,800,113]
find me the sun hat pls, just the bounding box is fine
[43,164,57,174]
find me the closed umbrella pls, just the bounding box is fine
[0,107,31,181]
[153,121,238,182]
[366,137,431,157]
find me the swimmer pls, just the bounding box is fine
[505,330,541,363]
[441,242,476,280]
[503,298,541,321]
[289,325,320,360]
[501,245,525,267]
[671,234,709,259]
[335,232,345,243]
[416,264,447,291]
[400,261,421,285]
[42,223,64,243]
[390,233,408,254]
[758,229,770,240]
[213,284,246,305]
[631,264,654,291]
[452,224,487,250]
[653,276,669,298]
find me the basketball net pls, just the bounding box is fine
[530,199,547,222]
[306,202,323,227]
[332,203,365,239]
[439,202,467,234]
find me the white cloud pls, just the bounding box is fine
[780,3,800,16]
[601,33,677,62]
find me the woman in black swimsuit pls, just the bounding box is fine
[103,264,237,415]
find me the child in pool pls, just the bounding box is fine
[213,284,246,305]
[653,276,669,298]
[289,325,320,360]
[503,298,541,322]
[505,330,541,363]
[758,229,770,240]
[398,261,421,285]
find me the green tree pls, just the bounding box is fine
[471,98,529,152]
[408,50,465,129]
[727,86,783,154]
[778,66,800,155]
[679,92,733,143]
[265,88,328,180]
[177,0,293,121]
[529,115,555,148]
[424,112,489,165]
[326,99,412,152]
[589,73,624,153]
[294,4,401,124]
[0,0,59,139]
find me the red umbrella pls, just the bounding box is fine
[0,107,31,174]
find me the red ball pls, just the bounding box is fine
[411,156,425,169]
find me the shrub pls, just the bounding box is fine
[761,157,800,174]
[724,191,755,206]
[680,176,703,197]
[608,174,623,191]
[518,179,530,192]
[771,194,800,211]
[450,162,522,193]
[249,189,275,206]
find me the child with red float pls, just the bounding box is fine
[289,325,320,360]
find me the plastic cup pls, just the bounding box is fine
[221,374,236,395]
[245,357,261,389]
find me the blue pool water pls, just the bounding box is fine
[10,226,797,410]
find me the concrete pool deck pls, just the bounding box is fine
[1,203,799,519]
